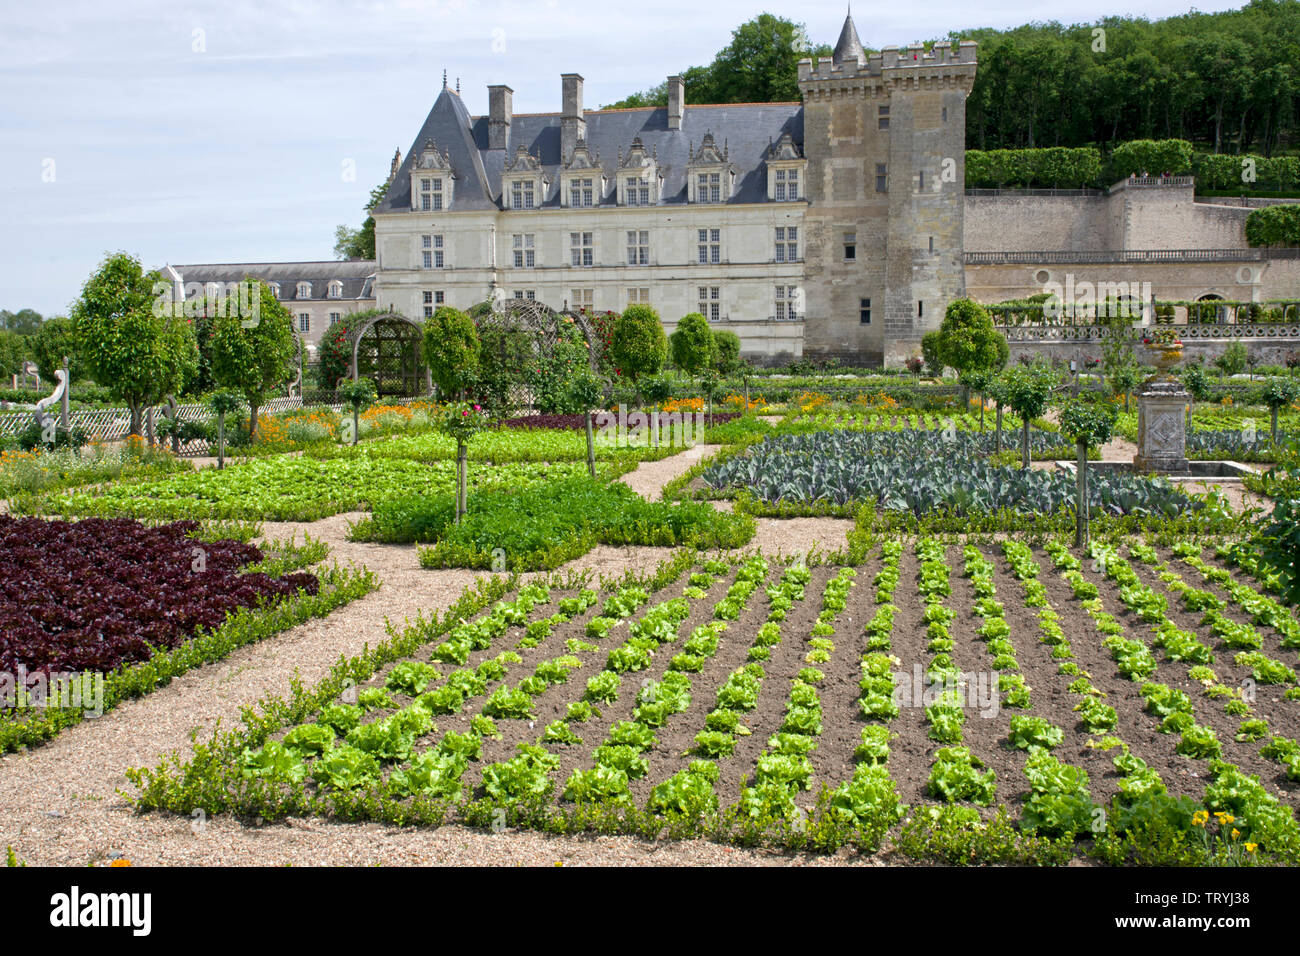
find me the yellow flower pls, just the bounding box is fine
[1246,842,1258,853]
[109,858,132,867]
[1231,828,1241,840]
[1192,810,1209,827]
[1214,811,1234,825]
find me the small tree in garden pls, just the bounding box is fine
[937,298,1002,381]
[987,374,1009,453]
[962,368,992,432]
[1002,362,1058,469]
[339,377,377,446]
[209,279,296,441]
[439,401,491,523]
[1262,377,1300,443]
[1215,342,1248,378]
[422,306,480,399]
[640,374,673,447]
[422,306,484,522]
[566,370,605,478]
[712,329,741,377]
[207,389,245,469]
[670,312,715,376]
[610,304,668,401]
[70,252,198,436]
[699,368,724,428]
[1058,398,1119,547]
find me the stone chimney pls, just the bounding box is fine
[561,73,586,162]
[667,75,684,130]
[488,84,513,150]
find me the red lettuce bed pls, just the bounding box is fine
[0,516,317,676]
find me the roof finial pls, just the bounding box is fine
[442,69,447,90]
[456,77,461,94]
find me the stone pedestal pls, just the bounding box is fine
[1134,379,1190,473]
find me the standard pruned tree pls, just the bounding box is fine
[938,298,1003,406]
[1262,377,1300,444]
[207,389,245,470]
[70,252,198,436]
[610,304,668,402]
[209,278,297,441]
[1057,397,1118,547]
[1001,362,1058,469]
[339,377,378,446]
[670,312,715,377]
[567,370,605,478]
[422,306,483,521]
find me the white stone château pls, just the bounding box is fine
[166,12,1300,367]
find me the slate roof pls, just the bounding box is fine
[167,261,376,301]
[833,12,867,66]
[375,87,804,213]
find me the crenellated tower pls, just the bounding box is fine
[798,14,976,365]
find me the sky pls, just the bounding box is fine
[0,0,1248,316]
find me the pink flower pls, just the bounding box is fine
[461,410,469,417]
[473,404,481,411]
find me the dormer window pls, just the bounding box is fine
[327,280,343,299]
[511,180,535,209]
[687,133,735,204]
[409,139,454,212]
[419,178,444,211]
[268,282,281,298]
[775,168,799,201]
[560,138,604,208]
[617,138,661,207]
[297,282,312,299]
[765,132,807,203]
[697,172,721,204]
[204,282,222,301]
[503,144,548,211]
[626,176,651,206]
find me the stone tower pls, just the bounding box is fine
[798,13,977,365]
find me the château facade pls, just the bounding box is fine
[168,12,1300,367]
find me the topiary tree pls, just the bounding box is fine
[422,306,484,521]
[937,298,1002,383]
[566,370,605,478]
[640,374,673,448]
[70,252,198,436]
[1001,362,1058,469]
[209,278,296,441]
[670,312,715,376]
[712,329,741,377]
[207,389,245,469]
[1262,377,1300,444]
[961,368,992,432]
[339,377,377,446]
[610,304,667,399]
[422,305,480,400]
[1057,398,1118,547]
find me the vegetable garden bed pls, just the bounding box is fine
[126,540,1300,864]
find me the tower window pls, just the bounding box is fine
[860,298,871,325]
[878,105,889,130]
[928,236,935,253]
[875,164,888,193]
[844,232,856,261]
[918,301,924,319]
